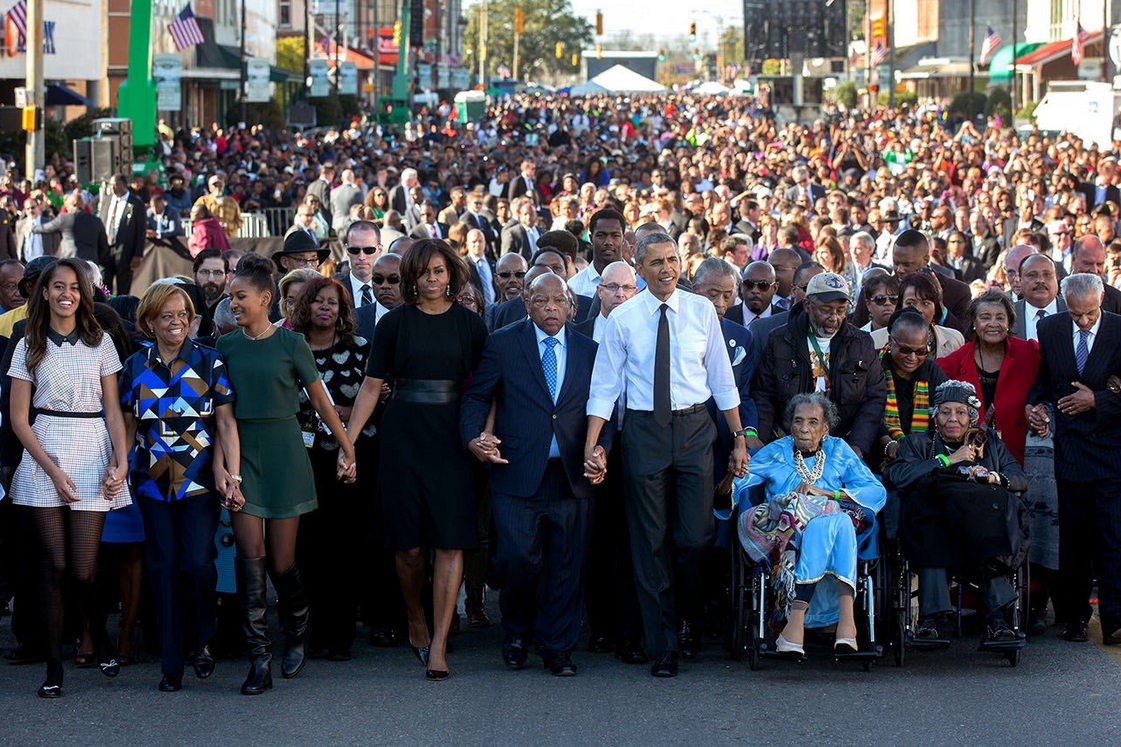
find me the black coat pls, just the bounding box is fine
[752,311,885,455]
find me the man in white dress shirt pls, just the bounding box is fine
[1015,253,1063,342]
[567,208,626,298]
[584,232,749,678]
[574,261,637,343]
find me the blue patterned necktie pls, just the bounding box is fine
[1075,329,1090,374]
[542,337,559,401]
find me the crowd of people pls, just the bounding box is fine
[1,91,1121,697]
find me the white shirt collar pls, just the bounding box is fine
[641,287,679,315]
[534,323,566,348]
[1076,314,1103,340]
[1026,297,1059,316]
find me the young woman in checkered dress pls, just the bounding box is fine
[7,258,131,699]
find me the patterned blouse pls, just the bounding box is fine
[297,335,377,451]
[119,339,235,502]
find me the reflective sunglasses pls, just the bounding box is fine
[869,294,898,305]
[372,274,400,285]
[497,270,527,279]
[346,245,382,255]
[890,336,929,357]
[742,279,774,291]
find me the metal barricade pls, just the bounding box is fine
[182,208,295,239]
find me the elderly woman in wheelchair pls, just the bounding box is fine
[724,393,886,658]
[883,380,1029,646]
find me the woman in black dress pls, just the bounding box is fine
[349,239,488,680]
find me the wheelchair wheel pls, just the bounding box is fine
[862,659,873,672]
[1006,648,1021,667]
[729,548,748,662]
[747,632,761,671]
[893,615,906,667]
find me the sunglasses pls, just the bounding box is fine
[346,245,381,255]
[372,274,400,285]
[890,336,929,357]
[497,270,527,279]
[742,279,774,291]
[870,294,898,305]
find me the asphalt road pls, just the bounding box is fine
[1,606,1120,747]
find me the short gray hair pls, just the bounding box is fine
[1061,272,1105,303]
[782,392,840,432]
[691,257,740,291]
[851,231,875,251]
[212,297,237,333]
[633,231,677,266]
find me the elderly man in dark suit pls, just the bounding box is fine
[32,191,109,264]
[101,174,148,294]
[500,197,540,260]
[1071,235,1121,314]
[460,273,610,676]
[1027,273,1121,645]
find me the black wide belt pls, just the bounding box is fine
[37,409,104,419]
[392,378,459,405]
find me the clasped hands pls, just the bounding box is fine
[469,431,508,465]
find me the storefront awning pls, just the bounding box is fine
[899,58,979,80]
[45,81,90,107]
[986,42,1044,82]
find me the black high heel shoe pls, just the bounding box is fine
[37,663,63,698]
[425,668,449,681]
[410,645,430,667]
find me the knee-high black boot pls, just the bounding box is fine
[238,557,272,695]
[271,563,309,679]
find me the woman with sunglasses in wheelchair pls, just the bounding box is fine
[883,380,1028,646]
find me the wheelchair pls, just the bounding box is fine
[725,482,885,671]
[878,486,1028,668]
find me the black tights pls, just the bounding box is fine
[31,507,107,675]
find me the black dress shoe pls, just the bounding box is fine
[369,628,398,647]
[502,637,528,670]
[36,683,61,699]
[544,652,577,676]
[159,671,183,692]
[650,650,679,678]
[615,639,648,665]
[425,668,449,681]
[193,646,215,679]
[410,645,430,667]
[1062,622,1089,642]
[677,621,700,660]
[587,634,613,654]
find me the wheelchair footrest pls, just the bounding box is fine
[978,635,1026,651]
[905,632,951,651]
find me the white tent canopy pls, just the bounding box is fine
[573,64,667,94]
[692,80,730,95]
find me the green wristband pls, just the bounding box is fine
[833,490,841,501]
[936,454,950,468]
[743,427,758,438]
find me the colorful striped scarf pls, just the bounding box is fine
[882,359,930,441]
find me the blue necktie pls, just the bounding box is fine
[542,337,559,401]
[1075,329,1090,375]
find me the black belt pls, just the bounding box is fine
[37,409,104,419]
[628,403,705,417]
[392,378,459,405]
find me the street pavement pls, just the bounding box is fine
[2,604,1120,747]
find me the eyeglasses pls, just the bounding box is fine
[869,294,898,305]
[742,279,774,291]
[497,270,527,279]
[458,295,478,307]
[600,283,637,294]
[372,274,400,285]
[196,269,226,277]
[287,256,321,267]
[346,245,382,255]
[1049,230,1069,237]
[890,336,929,357]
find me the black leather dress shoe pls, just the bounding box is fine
[544,652,577,676]
[1062,622,1089,642]
[502,637,528,670]
[677,621,700,660]
[193,646,215,679]
[650,650,679,678]
[159,671,184,692]
[615,639,648,665]
[587,634,612,654]
[369,628,398,647]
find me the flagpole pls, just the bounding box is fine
[1011,0,1017,117]
[24,0,43,177]
[239,0,247,125]
[968,0,975,114]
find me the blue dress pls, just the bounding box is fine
[720,436,886,627]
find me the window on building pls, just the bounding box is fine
[280,0,291,26]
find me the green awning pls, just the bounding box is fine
[987,42,1043,82]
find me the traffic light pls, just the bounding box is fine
[555,41,564,58]
[870,14,886,42]
[392,20,401,46]
[571,52,578,66]
[689,21,696,40]
[658,48,665,61]
[21,105,41,132]
[514,7,524,34]
[596,44,602,59]
[595,11,603,36]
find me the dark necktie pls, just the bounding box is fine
[1036,309,1046,322]
[1076,329,1090,375]
[360,284,373,307]
[654,303,671,427]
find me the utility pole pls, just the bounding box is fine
[479,0,488,86]
[967,0,975,109]
[303,0,310,95]
[24,0,43,176]
[887,0,894,108]
[239,0,247,124]
[335,0,341,93]
[1011,0,1017,115]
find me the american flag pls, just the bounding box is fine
[1071,22,1088,66]
[6,0,26,48]
[168,4,204,52]
[979,25,1001,66]
[870,40,888,67]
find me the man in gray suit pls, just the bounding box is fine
[32,191,108,263]
[1014,253,1065,342]
[330,169,363,236]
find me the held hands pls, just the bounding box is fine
[100,462,127,501]
[1058,382,1096,416]
[336,448,357,483]
[584,445,607,485]
[469,431,508,465]
[1025,403,1050,437]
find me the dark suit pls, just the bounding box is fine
[784,183,826,204]
[948,255,987,284]
[507,174,540,202]
[307,178,332,223]
[1103,283,1121,315]
[0,212,17,259]
[733,219,760,242]
[460,321,609,655]
[147,206,184,238]
[354,301,390,345]
[33,210,109,263]
[1012,297,1066,340]
[408,221,451,241]
[746,309,789,367]
[329,183,362,234]
[467,255,497,305]
[500,222,536,260]
[724,303,782,327]
[709,318,757,484]
[388,183,412,215]
[103,192,148,294]
[1079,181,1121,210]
[1028,311,1121,634]
[459,210,500,261]
[486,296,527,332]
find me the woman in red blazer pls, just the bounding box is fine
[937,289,1040,466]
